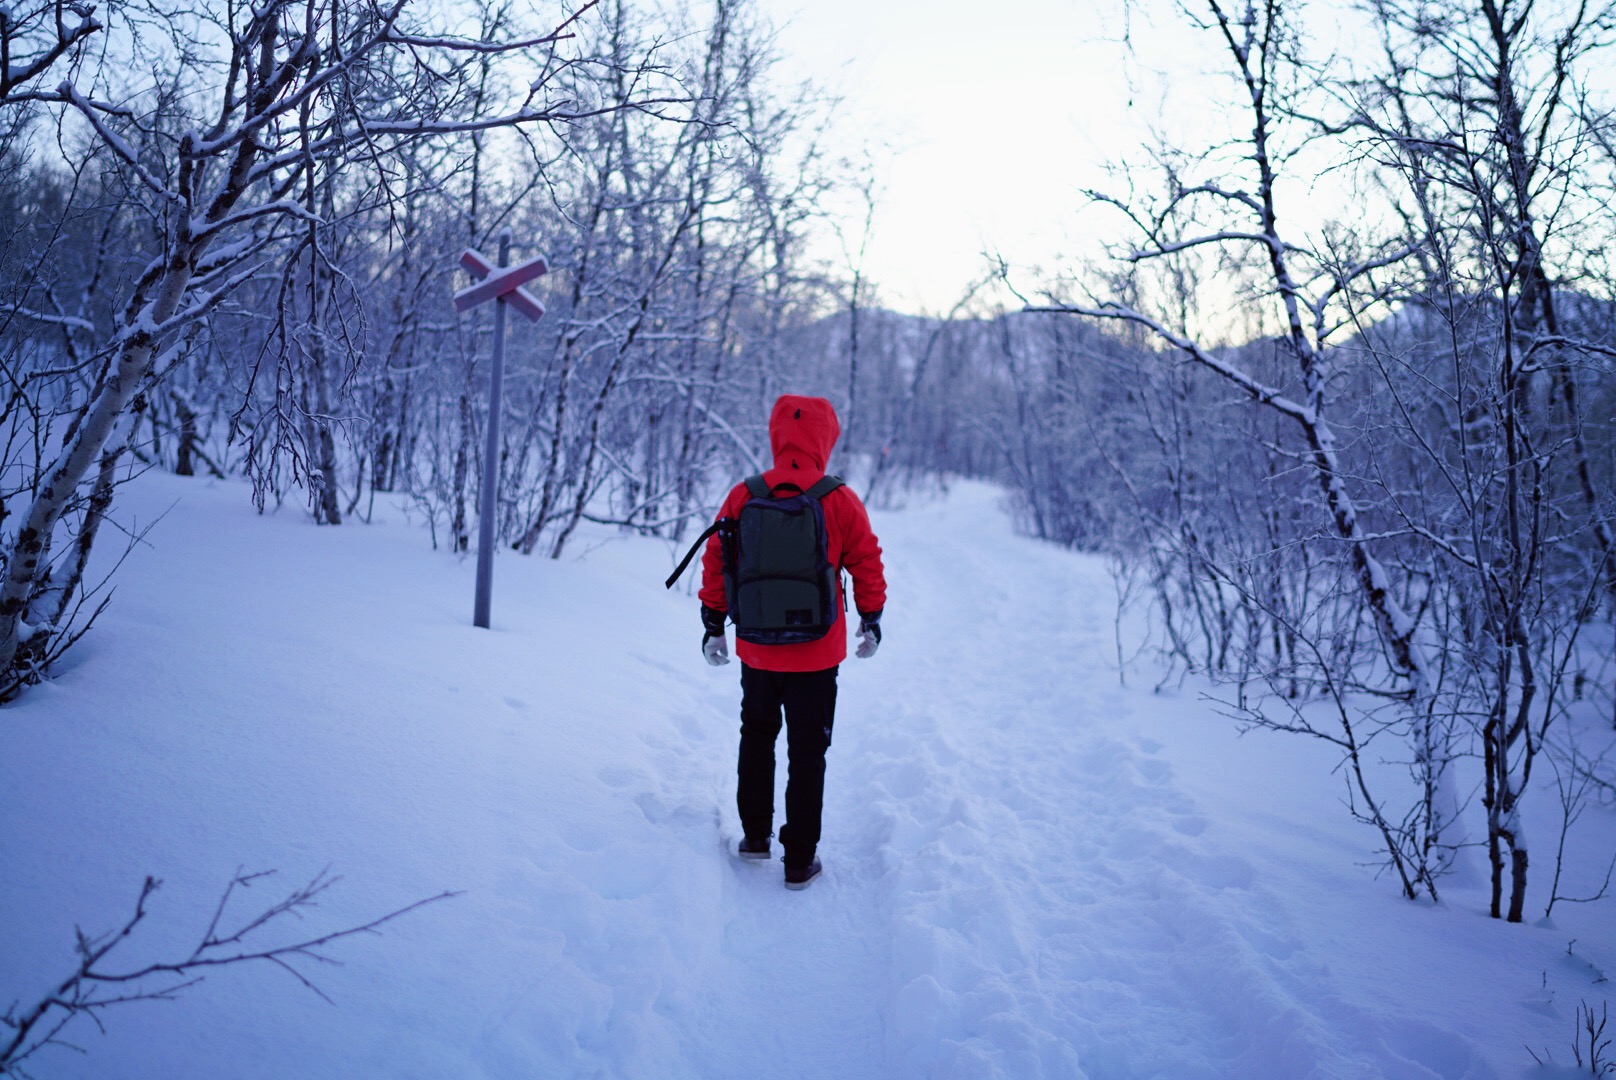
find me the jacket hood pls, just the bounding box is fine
[768,394,840,479]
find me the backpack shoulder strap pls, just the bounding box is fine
[664,518,731,589]
[744,474,771,498]
[806,475,844,500]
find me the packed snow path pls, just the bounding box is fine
[4,474,1604,1079]
[642,486,1477,1080]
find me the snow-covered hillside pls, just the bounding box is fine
[2,473,1613,1079]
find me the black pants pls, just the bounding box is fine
[737,664,838,867]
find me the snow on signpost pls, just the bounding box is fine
[455,229,547,629]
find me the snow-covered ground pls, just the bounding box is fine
[2,471,1613,1079]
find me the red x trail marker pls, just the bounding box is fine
[459,231,549,628]
[455,249,548,321]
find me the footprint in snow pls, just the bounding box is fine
[1172,814,1210,837]
[1135,756,1172,783]
[597,763,644,789]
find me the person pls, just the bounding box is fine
[697,394,886,890]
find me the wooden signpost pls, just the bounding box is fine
[455,228,547,629]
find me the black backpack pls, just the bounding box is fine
[666,474,845,645]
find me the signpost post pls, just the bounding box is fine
[455,228,547,628]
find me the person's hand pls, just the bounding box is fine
[855,611,882,659]
[701,606,730,665]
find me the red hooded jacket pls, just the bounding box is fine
[699,395,887,672]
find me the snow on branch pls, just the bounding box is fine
[1307,244,1422,337]
[0,5,100,101]
[191,198,325,241]
[93,254,274,369]
[1525,335,1616,362]
[185,7,398,159]
[1126,229,1292,262]
[1022,298,1313,423]
[379,25,583,53]
[0,868,458,1073]
[56,82,177,202]
[187,0,621,163]
[1171,181,1266,214]
[648,360,765,474]
[0,305,95,333]
[341,97,692,140]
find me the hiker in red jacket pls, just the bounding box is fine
[698,394,886,889]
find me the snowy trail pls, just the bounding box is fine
[565,482,1453,1079]
[5,472,1594,1079]
[649,482,1488,1079]
[824,487,1328,1078]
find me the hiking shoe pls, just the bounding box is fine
[784,856,822,890]
[737,836,771,860]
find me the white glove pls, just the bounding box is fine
[855,618,881,659]
[703,633,730,666]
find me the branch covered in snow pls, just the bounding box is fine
[1022,298,1312,423]
[0,869,459,1074]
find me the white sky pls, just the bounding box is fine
[749,0,1234,313]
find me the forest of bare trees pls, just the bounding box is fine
[1006,0,1616,922]
[3,0,1614,929]
[0,0,861,692]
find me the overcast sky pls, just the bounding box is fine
[746,0,1229,313]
